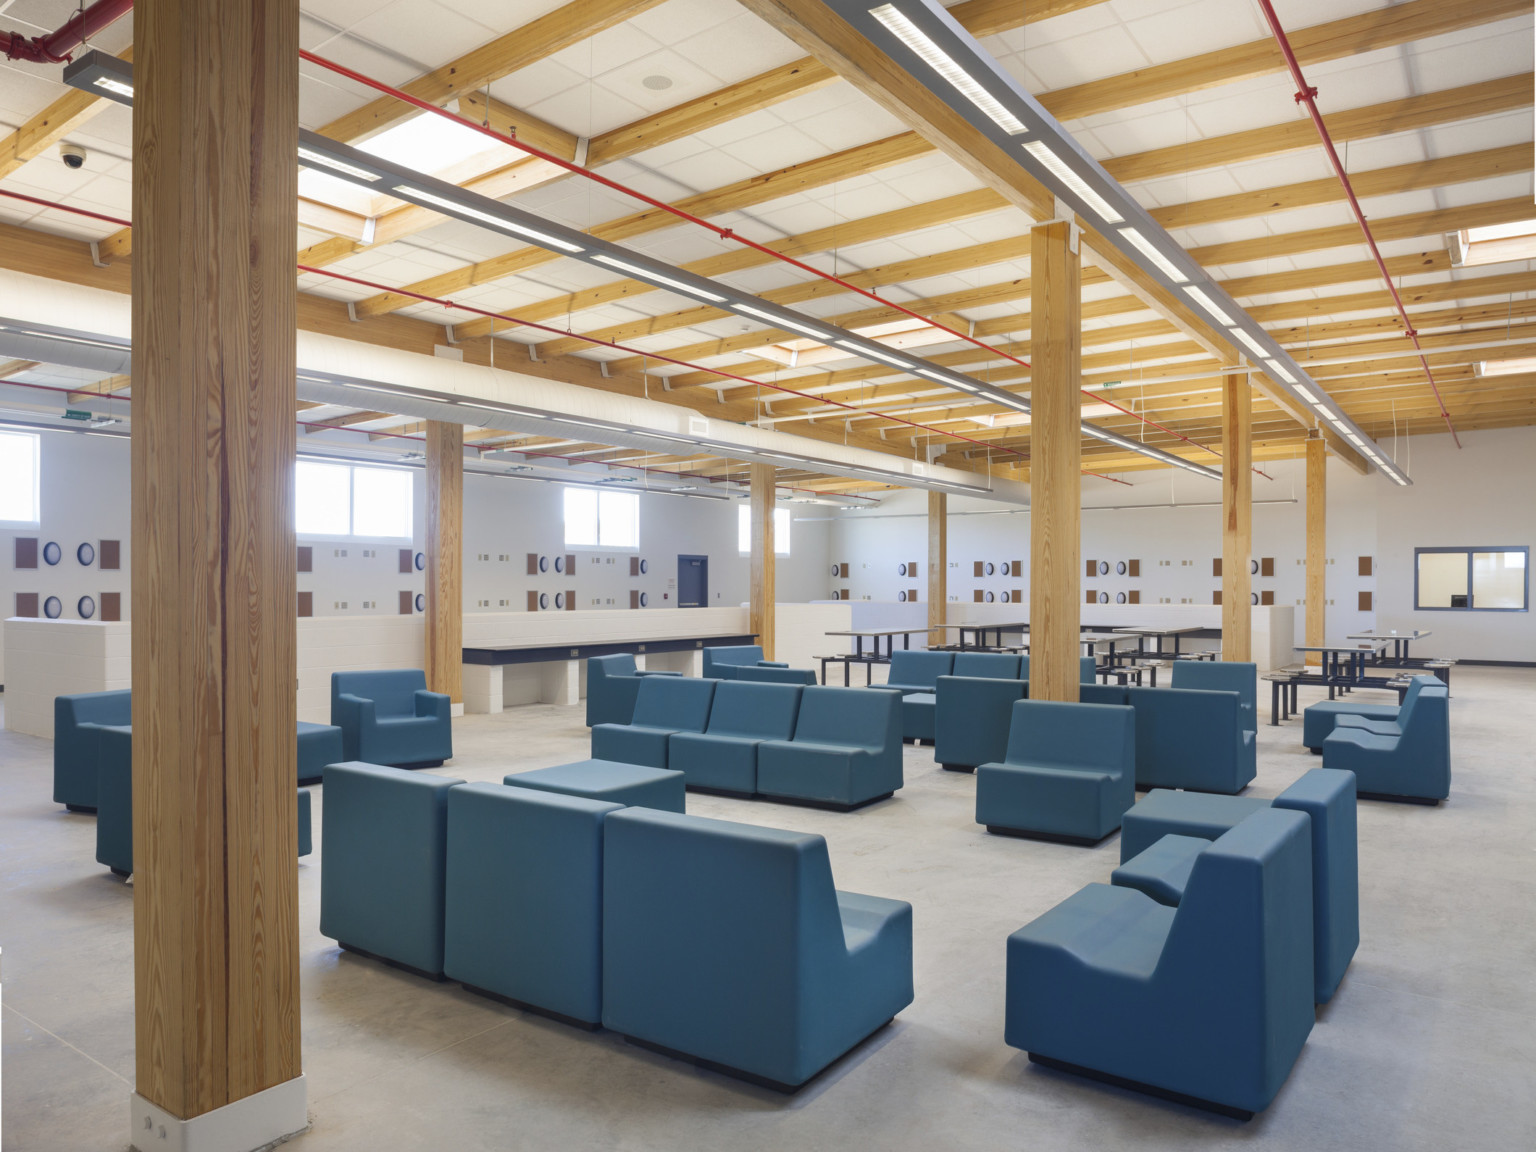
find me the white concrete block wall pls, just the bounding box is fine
[296,616,426,724]
[3,619,132,738]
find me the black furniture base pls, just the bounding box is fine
[65,803,96,814]
[940,763,975,773]
[461,983,600,1031]
[387,759,446,771]
[622,1018,895,1094]
[1028,1053,1255,1121]
[339,941,447,983]
[109,867,130,879]
[757,791,895,813]
[1358,791,1442,806]
[685,784,755,799]
[986,825,1107,848]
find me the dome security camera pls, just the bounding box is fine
[60,143,87,170]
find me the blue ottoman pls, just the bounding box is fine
[902,692,936,744]
[504,760,686,813]
[297,721,344,785]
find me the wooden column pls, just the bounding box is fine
[927,490,946,647]
[750,463,776,660]
[130,0,301,1130]
[1306,434,1327,665]
[426,420,463,704]
[1028,221,1080,703]
[1221,372,1252,661]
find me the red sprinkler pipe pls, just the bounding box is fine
[1,0,133,64]
[1253,0,1458,449]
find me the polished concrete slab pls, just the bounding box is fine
[2,668,1534,1150]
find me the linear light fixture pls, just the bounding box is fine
[591,253,724,303]
[1022,141,1123,224]
[394,185,586,253]
[298,147,381,183]
[1120,228,1187,283]
[734,303,831,341]
[1182,286,1236,328]
[868,4,1026,135]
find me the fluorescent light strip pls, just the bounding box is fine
[591,253,725,303]
[1022,141,1124,224]
[1231,328,1269,360]
[735,303,832,342]
[298,147,380,183]
[395,186,584,254]
[1119,228,1187,283]
[833,339,914,369]
[1294,385,1318,404]
[869,5,1026,135]
[1263,359,1297,384]
[93,76,133,99]
[1183,286,1236,327]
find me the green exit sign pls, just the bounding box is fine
[63,409,91,421]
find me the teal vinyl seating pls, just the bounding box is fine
[503,759,685,813]
[934,675,1024,772]
[756,686,903,809]
[319,761,464,978]
[951,652,1021,679]
[590,676,717,768]
[1018,655,1098,684]
[444,782,620,1026]
[668,681,802,795]
[53,689,131,811]
[1301,673,1440,751]
[583,653,681,728]
[1324,684,1450,802]
[331,669,452,768]
[1125,685,1255,794]
[734,664,817,685]
[601,807,914,1090]
[880,649,953,694]
[297,720,344,785]
[701,645,787,680]
[976,700,1136,843]
[1005,808,1315,1118]
[1171,660,1257,734]
[1115,768,1359,1003]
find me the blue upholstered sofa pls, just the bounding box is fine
[53,689,132,811]
[976,699,1136,843]
[590,676,717,769]
[1125,684,1255,794]
[668,681,802,795]
[584,653,682,727]
[1018,655,1099,685]
[601,807,913,1090]
[756,686,903,810]
[1115,768,1359,1003]
[952,652,1021,679]
[319,761,463,978]
[1005,808,1315,1118]
[879,649,954,694]
[331,669,452,768]
[1302,673,1441,752]
[933,675,1126,774]
[444,782,619,1026]
[1324,684,1450,803]
[701,645,787,680]
[1171,660,1257,734]
[734,664,817,685]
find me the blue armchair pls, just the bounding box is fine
[1324,684,1450,803]
[331,669,452,768]
[734,664,817,685]
[880,649,953,694]
[1125,685,1255,794]
[1171,660,1257,734]
[1302,673,1441,751]
[933,675,1026,773]
[1017,656,1097,684]
[319,761,464,978]
[601,807,913,1090]
[53,689,131,811]
[756,686,903,810]
[444,782,621,1027]
[976,699,1136,844]
[668,681,802,795]
[584,653,681,727]
[952,652,1020,679]
[701,645,787,680]
[590,676,717,769]
[1115,768,1359,1003]
[1006,808,1315,1118]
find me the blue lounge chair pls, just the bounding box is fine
[53,689,131,811]
[756,686,903,810]
[331,669,452,768]
[668,681,802,795]
[733,664,817,685]
[297,720,344,785]
[952,652,1020,679]
[1171,660,1257,734]
[879,649,954,694]
[590,676,717,769]
[503,759,685,813]
[1018,655,1098,684]
[1301,673,1441,752]
[1005,808,1315,1118]
[701,645,787,680]
[934,675,1026,773]
[1324,685,1450,803]
[602,807,913,1090]
[1125,684,1255,794]
[976,699,1136,844]
[584,653,682,728]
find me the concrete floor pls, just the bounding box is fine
[3,668,1534,1151]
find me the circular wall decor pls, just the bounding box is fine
[76,541,95,566]
[984,590,995,603]
[43,595,63,619]
[77,595,96,619]
[1116,560,1127,576]
[1098,591,1110,604]
[999,557,1009,571]
[414,552,425,571]
[1251,592,1260,605]
[555,556,566,573]
[1116,592,1127,604]
[639,559,649,575]
[984,561,995,575]
[554,592,566,609]
[897,589,908,602]
[538,592,549,610]
[898,562,908,576]
[999,590,1011,604]
[414,593,425,612]
[639,592,649,607]
[1098,560,1110,576]
[1249,559,1259,575]
[538,555,549,573]
[42,541,61,566]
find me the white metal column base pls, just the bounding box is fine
[131,1075,308,1152]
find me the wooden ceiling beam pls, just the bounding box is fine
[0,47,133,181]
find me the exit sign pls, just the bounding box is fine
[63,409,91,421]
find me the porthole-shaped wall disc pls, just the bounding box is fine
[984,590,995,603]
[1250,592,1260,605]
[1098,591,1109,604]
[538,592,549,610]
[414,593,426,612]
[43,595,63,619]
[1249,559,1260,576]
[639,592,649,607]
[897,589,908,602]
[76,542,95,566]
[78,595,96,619]
[538,555,549,573]
[984,562,995,576]
[639,559,649,575]
[414,552,425,571]
[42,541,61,565]
[1116,592,1127,605]
[554,592,566,609]
[555,556,566,573]
[1098,560,1109,576]
[1116,560,1127,576]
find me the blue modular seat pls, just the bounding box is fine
[756,686,903,810]
[330,669,452,768]
[602,807,913,1090]
[297,721,344,785]
[952,652,1021,680]
[1301,673,1441,751]
[1079,683,1130,706]
[734,664,817,686]
[901,692,936,744]
[319,761,464,978]
[504,759,686,813]
[53,689,132,811]
[1324,685,1450,803]
[701,645,787,680]
[1018,655,1098,684]
[879,649,954,694]
[1006,808,1315,1118]
[668,681,802,795]
[1125,685,1255,794]
[444,783,620,1026]
[95,725,313,875]
[1116,768,1359,1003]
[1171,660,1258,734]
[976,699,1136,844]
[934,675,1026,773]
[590,676,717,769]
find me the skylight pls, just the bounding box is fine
[1455,219,1536,267]
[1477,356,1536,377]
[357,111,501,176]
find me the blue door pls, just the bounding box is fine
[677,554,707,608]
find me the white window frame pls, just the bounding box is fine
[564,486,639,550]
[0,429,41,526]
[295,460,414,541]
[738,505,790,556]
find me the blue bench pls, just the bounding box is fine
[1019,655,1099,685]
[1125,684,1255,794]
[976,699,1136,844]
[584,654,683,728]
[601,807,913,1090]
[1302,673,1441,751]
[1324,685,1450,803]
[331,669,452,768]
[297,720,344,785]
[734,664,817,685]
[1006,808,1315,1118]
[756,686,903,810]
[933,677,1128,773]
[53,689,132,811]
[880,649,953,694]
[1170,660,1257,734]
[504,759,685,813]
[590,676,716,769]
[667,681,802,796]
[702,645,787,680]
[953,652,1021,679]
